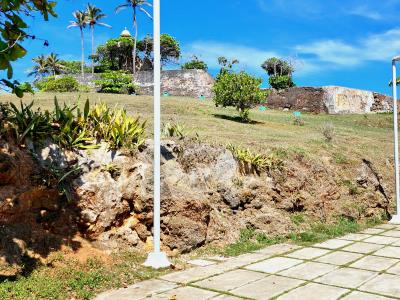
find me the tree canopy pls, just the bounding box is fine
[0,0,57,96]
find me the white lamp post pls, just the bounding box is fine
[143,0,171,268]
[390,56,400,224]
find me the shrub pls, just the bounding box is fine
[321,122,335,142]
[162,122,186,139]
[6,99,146,150]
[95,71,136,94]
[181,59,208,71]
[269,75,295,90]
[227,144,284,174]
[213,71,267,122]
[35,76,80,92]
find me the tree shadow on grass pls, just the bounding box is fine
[213,114,264,125]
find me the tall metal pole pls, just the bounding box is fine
[390,57,400,224]
[143,0,171,268]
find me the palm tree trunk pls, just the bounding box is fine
[132,8,137,76]
[81,29,85,78]
[91,25,95,75]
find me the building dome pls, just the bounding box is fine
[120,27,132,38]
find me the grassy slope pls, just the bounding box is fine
[0,92,395,299]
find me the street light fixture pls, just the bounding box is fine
[390,56,400,224]
[143,0,171,268]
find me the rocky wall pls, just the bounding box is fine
[267,86,393,114]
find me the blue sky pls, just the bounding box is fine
[9,0,400,94]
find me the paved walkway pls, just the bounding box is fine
[95,224,400,300]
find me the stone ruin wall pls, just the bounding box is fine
[267,86,393,114]
[73,69,215,98]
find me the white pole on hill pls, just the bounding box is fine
[390,56,400,224]
[143,0,171,268]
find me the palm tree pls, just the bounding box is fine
[29,54,49,80]
[86,4,111,75]
[67,10,87,77]
[116,0,152,75]
[46,53,64,76]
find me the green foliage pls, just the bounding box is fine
[0,0,57,97]
[321,122,335,142]
[5,99,146,151]
[261,57,294,77]
[162,122,186,139]
[35,76,80,92]
[269,75,295,90]
[60,60,91,74]
[213,71,266,122]
[181,56,208,71]
[217,56,239,74]
[95,71,137,94]
[137,34,181,67]
[89,102,146,149]
[227,144,284,174]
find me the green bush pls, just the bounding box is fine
[6,99,146,151]
[269,75,295,90]
[95,71,137,94]
[213,71,266,122]
[35,76,80,92]
[181,59,208,71]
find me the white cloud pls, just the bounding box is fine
[296,28,400,67]
[184,41,279,73]
[348,5,382,20]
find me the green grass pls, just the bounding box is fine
[0,251,172,300]
[221,217,384,257]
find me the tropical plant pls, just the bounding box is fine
[227,144,284,175]
[94,71,137,94]
[86,4,111,75]
[35,76,80,93]
[162,122,186,139]
[213,71,267,122]
[95,37,135,72]
[269,75,295,90]
[46,53,64,76]
[115,0,153,75]
[29,55,49,80]
[181,56,208,71]
[218,56,239,75]
[68,10,88,77]
[0,0,56,97]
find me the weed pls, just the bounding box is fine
[232,176,244,188]
[334,152,349,164]
[343,180,359,195]
[321,122,335,142]
[162,121,187,139]
[290,212,306,226]
[293,116,305,126]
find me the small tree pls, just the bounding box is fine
[181,56,208,71]
[218,56,239,75]
[261,57,295,90]
[213,71,266,122]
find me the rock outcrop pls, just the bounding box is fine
[267,86,393,114]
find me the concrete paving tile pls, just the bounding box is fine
[338,233,372,241]
[245,257,303,274]
[386,261,400,275]
[188,259,216,267]
[314,267,377,288]
[380,230,400,238]
[152,286,219,300]
[313,239,353,249]
[194,269,266,292]
[252,243,301,256]
[363,235,398,245]
[342,291,393,300]
[94,279,177,300]
[359,274,400,298]
[315,251,363,266]
[373,246,400,259]
[374,224,398,230]
[276,283,349,300]
[160,265,226,284]
[285,247,331,260]
[360,228,386,235]
[349,255,398,272]
[212,295,243,300]
[391,239,400,247]
[230,275,304,300]
[342,242,384,254]
[215,253,268,270]
[279,261,337,280]
[208,256,230,262]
